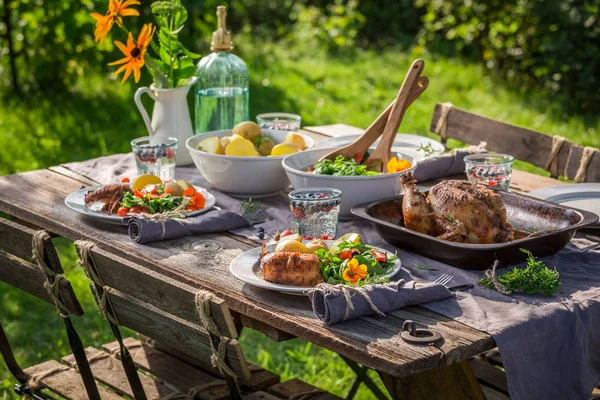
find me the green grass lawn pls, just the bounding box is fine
[1,42,599,398]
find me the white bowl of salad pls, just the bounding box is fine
[282,148,417,218]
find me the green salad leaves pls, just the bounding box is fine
[311,155,380,176]
[315,240,397,286]
[121,191,184,214]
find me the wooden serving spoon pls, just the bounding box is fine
[364,60,427,171]
[318,61,428,163]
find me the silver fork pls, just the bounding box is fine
[581,234,600,253]
[240,199,270,225]
[434,273,454,286]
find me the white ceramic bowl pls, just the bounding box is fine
[186,129,314,197]
[282,148,418,218]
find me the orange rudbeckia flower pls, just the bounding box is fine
[342,258,369,284]
[109,24,155,83]
[90,0,140,44]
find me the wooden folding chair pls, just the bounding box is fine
[74,240,342,400]
[0,218,102,399]
[430,102,600,182]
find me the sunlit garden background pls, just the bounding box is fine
[1,0,599,398]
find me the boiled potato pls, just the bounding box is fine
[271,142,300,156]
[197,136,224,154]
[219,136,233,152]
[275,240,309,253]
[165,181,184,197]
[225,135,260,157]
[232,121,262,141]
[305,239,328,254]
[279,233,302,243]
[176,180,193,190]
[253,136,276,156]
[284,132,308,150]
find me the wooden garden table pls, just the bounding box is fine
[0,124,565,399]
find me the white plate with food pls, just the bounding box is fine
[65,175,216,225]
[229,233,402,295]
[312,133,445,160]
[528,183,600,228]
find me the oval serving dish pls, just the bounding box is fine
[351,189,598,269]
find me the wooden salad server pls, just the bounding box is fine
[363,59,427,171]
[318,59,428,163]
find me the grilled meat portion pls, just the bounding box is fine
[85,184,132,204]
[260,252,323,287]
[400,172,514,244]
[107,190,124,215]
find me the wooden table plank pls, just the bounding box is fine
[0,168,495,378]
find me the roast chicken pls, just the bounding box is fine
[259,243,323,286]
[400,172,514,244]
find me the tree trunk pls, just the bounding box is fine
[2,0,20,95]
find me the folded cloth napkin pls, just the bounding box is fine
[307,280,454,325]
[127,210,250,244]
[413,142,487,182]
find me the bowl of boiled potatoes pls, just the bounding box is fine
[186,121,314,197]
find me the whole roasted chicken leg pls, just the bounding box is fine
[399,172,514,244]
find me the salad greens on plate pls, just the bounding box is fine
[315,238,398,286]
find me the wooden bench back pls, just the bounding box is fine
[430,103,600,182]
[0,218,83,316]
[75,243,251,381]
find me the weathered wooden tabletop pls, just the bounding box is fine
[0,124,566,397]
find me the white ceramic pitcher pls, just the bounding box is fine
[134,76,197,166]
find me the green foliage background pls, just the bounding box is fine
[0,0,599,398]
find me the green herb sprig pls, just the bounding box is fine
[312,155,380,176]
[478,249,561,296]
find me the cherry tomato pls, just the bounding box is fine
[117,207,130,217]
[280,229,293,238]
[121,177,130,183]
[339,250,353,260]
[353,152,364,164]
[370,250,387,262]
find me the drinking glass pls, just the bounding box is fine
[289,188,342,240]
[131,136,178,181]
[465,153,514,191]
[256,113,302,131]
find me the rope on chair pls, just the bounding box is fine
[544,135,567,178]
[32,231,76,318]
[76,240,120,325]
[26,365,70,391]
[574,146,598,183]
[194,290,239,381]
[434,102,454,145]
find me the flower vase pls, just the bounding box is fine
[134,76,197,166]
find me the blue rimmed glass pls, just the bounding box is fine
[465,153,514,192]
[131,136,178,181]
[289,188,342,240]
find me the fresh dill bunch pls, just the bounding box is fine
[478,249,561,296]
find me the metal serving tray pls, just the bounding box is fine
[351,189,599,269]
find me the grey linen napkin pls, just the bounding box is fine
[307,280,453,325]
[127,210,250,243]
[413,142,487,182]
